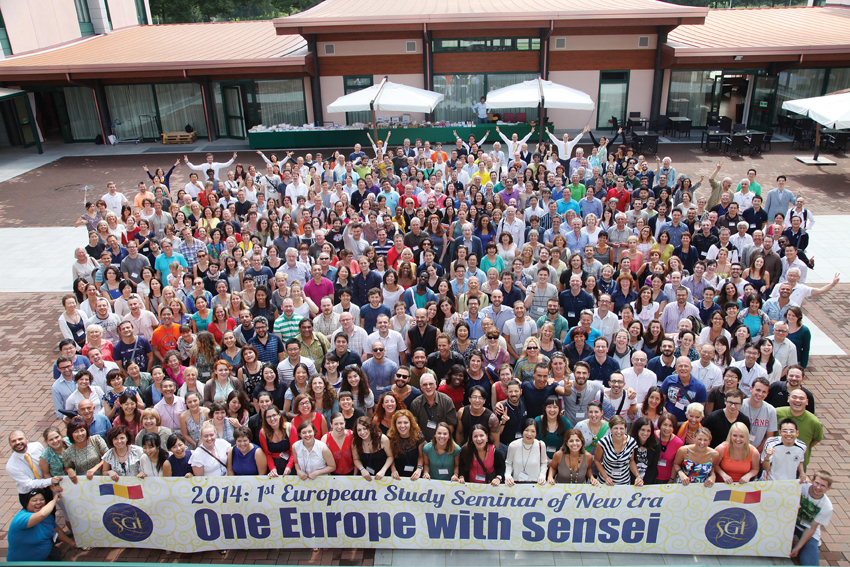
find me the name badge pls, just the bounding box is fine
[749,223,756,228]
[474,474,486,483]
[517,471,530,482]
[515,432,522,439]
[404,465,415,473]
[131,272,139,279]
[568,311,576,318]
[749,434,756,443]
[675,400,687,410]
[427,421,437,429]
[658,459,668,467]
[547,447,556,457]
[438,468,450,476]
[366,467,375,475]
[576,412,586,419]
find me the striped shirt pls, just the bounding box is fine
[273,313,304,341]
[597,435,637,485]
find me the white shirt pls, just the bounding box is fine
[186,157,235,182]
[591,310,619,344]
[102,191,128,215]
[622,367,658,405]
[6,443,53,493]
[779,257,808,283]
[366,329,407,365]
[66,385,106,415]
[692,360,723,389]
[277,357,318,388]
[88,360,119,392]
[771,283,813,306]
[183,181,203,199]
[761,437,806,481]
[292,439,330,474]
[498,216,526,249]
[769,336,798,370]
[730,359,768,396]
[189,439,231,476]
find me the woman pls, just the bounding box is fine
[672,427,716,486]
[62,418,107,482]
[190,296,213,334]
[223,256,243,294]
[138,432,169,478]
[163,433,193,477]
[565,328,593,369]
[203,401,241,445]
[481,242,505,278]
[505,418,548,486]
[135,407,173,447]
[177,366,204,404]
[715,422,759,483]
[594,415,637,486]
[640,386,665,427]
[459,424,505,485]
[450,321,476,363]
[635,226,656,258]
[548,429,597,485]
[100,267,123,304]
[574,401,610,455]
[421,423,460,481]
[621,236,644,274]
[111,390,144,440]
[743,256,770,295]
[227,390,251,426]
[38,427,71,481]
[238,345,264,394]
[249,363,284,412]
[352,416,393,480]
[675,330,699,362]
[757,338,783,384]
[310,374,339,426]
[146,277,164,315]
[713,336,732,370]
[632,286,660,326]
[784,306,811,369]
[699,311,732,347]
[655,413,684,484]
[610,274,637,315]
[676,402,705,444]
[83,324,113,362]
[629,417,659,486]
[6,490,76,562]
[535,396,572,459]
[373,391,405,434]
[286,421,336,479]
[227,427,268,476]
[651,231,674,264]
[537,322,563,360]
[258,406,293,476]
[715,248,733,279]
[203,360,244,408]
[219,331,242,367]
[180,392,209,449]
[290,393,329,437]
[102,370,142,420]
[342,366,375,416]
[321,413,355,475]
[438,365,467,411]
[381,270,404,310]
[284,363,311,418]
[190,423,230,476]
[729,325,752,362]
[738,293,769,342]
[496,232,517,266]
[435,297,461,340]
[289,280,318,318]
[513,337,550,383]
[101,425,144,479]
[58,295,88,351]
[65,370,105,416]
[207,304,237,346]
[388,410,424,479]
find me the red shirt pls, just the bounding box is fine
[606,188,631,212]
[207,318,237,345]
[438,384,465,411]
[323,430,354,474]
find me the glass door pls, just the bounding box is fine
[710,75,723,116]
[222,86,245,139]
[597,71,629,130]
[343,76,373,125]
[748,75,777,131]
[12,96,37,147]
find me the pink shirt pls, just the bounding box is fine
[304,277,335,306]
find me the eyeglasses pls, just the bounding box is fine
[726,401,742,407]
[395,373,409,379]
[372,347,385,352]
[487,336,498,340]
[526,346,539,350]
[609,380,624,384]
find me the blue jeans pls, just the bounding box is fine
[794,528,821,566]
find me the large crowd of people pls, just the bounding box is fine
[7,133,839,563]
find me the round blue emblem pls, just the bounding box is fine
[102,503,153,542]
[704,507,758,549]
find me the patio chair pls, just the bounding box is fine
[744,132,764,155]
[723,134,746,157]
[761,128,774,152]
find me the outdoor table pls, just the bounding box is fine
[701,130,730,151]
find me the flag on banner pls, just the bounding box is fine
[714,490,761,504]
[99,484,144,499]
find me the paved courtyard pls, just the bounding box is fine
[0,140,846,565]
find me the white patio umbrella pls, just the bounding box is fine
[486,76,594,141]
[327,76,444,140]
[782,88,850,160]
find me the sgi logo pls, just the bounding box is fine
[704,508,758,549]
[102,503,154,542]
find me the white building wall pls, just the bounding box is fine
[0,0,82,54]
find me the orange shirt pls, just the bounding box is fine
[151,324,180,357]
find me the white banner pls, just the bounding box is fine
[62,477,799,555]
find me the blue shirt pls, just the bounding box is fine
[362,357,399,395]
[557,198,581,216]
[660,374,707,422]
[154,252,188,275]
[7,509,57,562]
[88,413,113,438]
[646,355,676,385]
[558,289,595,328]
[581,354,621,387]
[565,231,590,256]
[352,270,383,308]
[463,314,484,341]
[360,304,392,334]
[580,197,603,220]
[52,354,90,380]
[249,334,284,364]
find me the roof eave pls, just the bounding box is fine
[672,44,850,57]
[0,57,309,76]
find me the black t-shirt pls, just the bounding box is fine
[343,408,366,431]
[701,409,750,448]
[521,382,560,420]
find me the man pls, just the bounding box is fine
[791,472,834,566]
[498,271,524,310]
[660,209,689,248]
[273,298,303,342]
[607,213,631,255]
[659,288,699,335]
[102,181,128,214]
[6,430,63,507]
[561,361,614,425]
[295,319,330,365]
[661,356,708,423]
[407,307,439,355]
[692,344,723,389]
[73,399,110,440]
[303,264,334,308]
[426,332,464,377]
[536,297,568,342]
[565,217,589,256]
[497,207,525,249]
[769,322,798,378]
[525,266,558,320]
[518,362,571,419]
[693,220,720,260]
[454,222,483,260]
[233,309,255,346]
[771,268,840,308]
[493,379,527,453]
[775,389,822,467]
[525,247,557,285]
[763,283,798,333]
[409,374,458,441]
[51,356,78,420]
[105,234,127,266]
[502,301,539,363]
[604,371,638,421]
[480,289,513,332]
[249,316,285,364]
[313,296,342,337]
[752,234,783,288]
[408,348,436,390]
[741,377,777,452]
[731,342,769,396]
[767,364,815,414]
[359,288,391,334]
[329,333,361,372]
[113,320,153,372]
[176,227,206,270]
[119,240,150,285]
[761,418,807,482]
[463,296,484,341]
[647,338,677,385]
[682,262,709,305]
[362,341,399,395]
[780,245,808,284]
[582,337,621,387]
[276,339,318,387]
[280,248,311,288]
[185,151,236,182]
[90,297,121,345]
[390,366,421,409]
[701,388,750,448]
[764,175,795,225]
[403,271,437,316]
[153,239,187,279]
[84,347,118,393]
[622,351,657,405]
[559,275,594,328]
[591,295,619,344]
[367,314,406,366]
[153,377,186,431]
[333,312,370,360]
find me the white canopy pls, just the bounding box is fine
[782,91,850,130]
[326,81,444,114]
[486,78,595,111]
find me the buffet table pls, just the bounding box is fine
[248,124,552,149]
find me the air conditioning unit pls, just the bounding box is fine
[554,37,566,49]
[324,43,335,55]
[406,41,417,53]
[638,36,650,48]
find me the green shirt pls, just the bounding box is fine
[735,180,761,195]
[273,313,304,342]
[569,183,587,202]
[422,442,461,480]
[535,415,573,458]
[775,408,822,466]
[536,314,570,341]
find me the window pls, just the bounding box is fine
[74,0,95,37]
[343,75,373,125]
[666,70,721,128]
[597,71,630,130]
[773,69,826,125]
[827,67,850,93]
[135,0,148,25]
[432,73,538,123]
[0,8,11,56]
[432,37,540,53]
